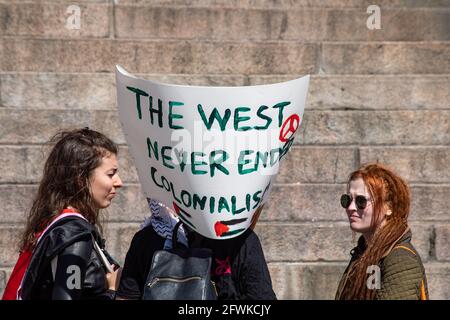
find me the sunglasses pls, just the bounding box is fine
[340,194,370,210]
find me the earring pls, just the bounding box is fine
[386,210,392,216]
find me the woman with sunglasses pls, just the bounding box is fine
[335,163,428,300]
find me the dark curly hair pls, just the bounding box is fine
[20,128,118,251]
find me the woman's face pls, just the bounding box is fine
[346,178,374,236]
[89,153,123,209]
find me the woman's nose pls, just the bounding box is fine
[114,174,123,188]
[347,198,357,210]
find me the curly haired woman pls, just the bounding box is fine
[3,128,122,300]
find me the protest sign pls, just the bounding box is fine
[116,65,309,239]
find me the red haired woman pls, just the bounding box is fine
[335,163,429,300]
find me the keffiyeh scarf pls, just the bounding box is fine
[140,198,188,249]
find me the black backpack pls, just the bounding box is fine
[142,221,218,300]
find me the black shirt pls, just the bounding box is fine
[117,225,276,300]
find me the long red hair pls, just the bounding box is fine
[340,163,410,299]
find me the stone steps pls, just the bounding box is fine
[1,0,449,299]
[2,39,449,74]
[269,261,450,299]
[0,221,438,264]
[10,0,445,9]
[1,184,450,223]
[1,73,449,109]
[2,145,450,184]
[0,217,440,266]
[2,2,449,40]
[1,109,449,145]
[113,6,450,41]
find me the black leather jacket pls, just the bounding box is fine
[20,217,118,300]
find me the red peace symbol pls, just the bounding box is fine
[279,114,300,142]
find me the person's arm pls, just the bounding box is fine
[375,249,425,300]
[239,231,277,300]
[116,228,156,300]
[52,237,92,300]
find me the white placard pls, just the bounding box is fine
[116,65,309,239]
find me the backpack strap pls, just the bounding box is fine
[37,212,87,244]
[393,245,428,300]
[50,256,58,281]
[91,233,114,273]
[420,279,428,300]
[172,221,183,250]
[18,211,87,299]
[393,245,416,255]
[49,216,114,283]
